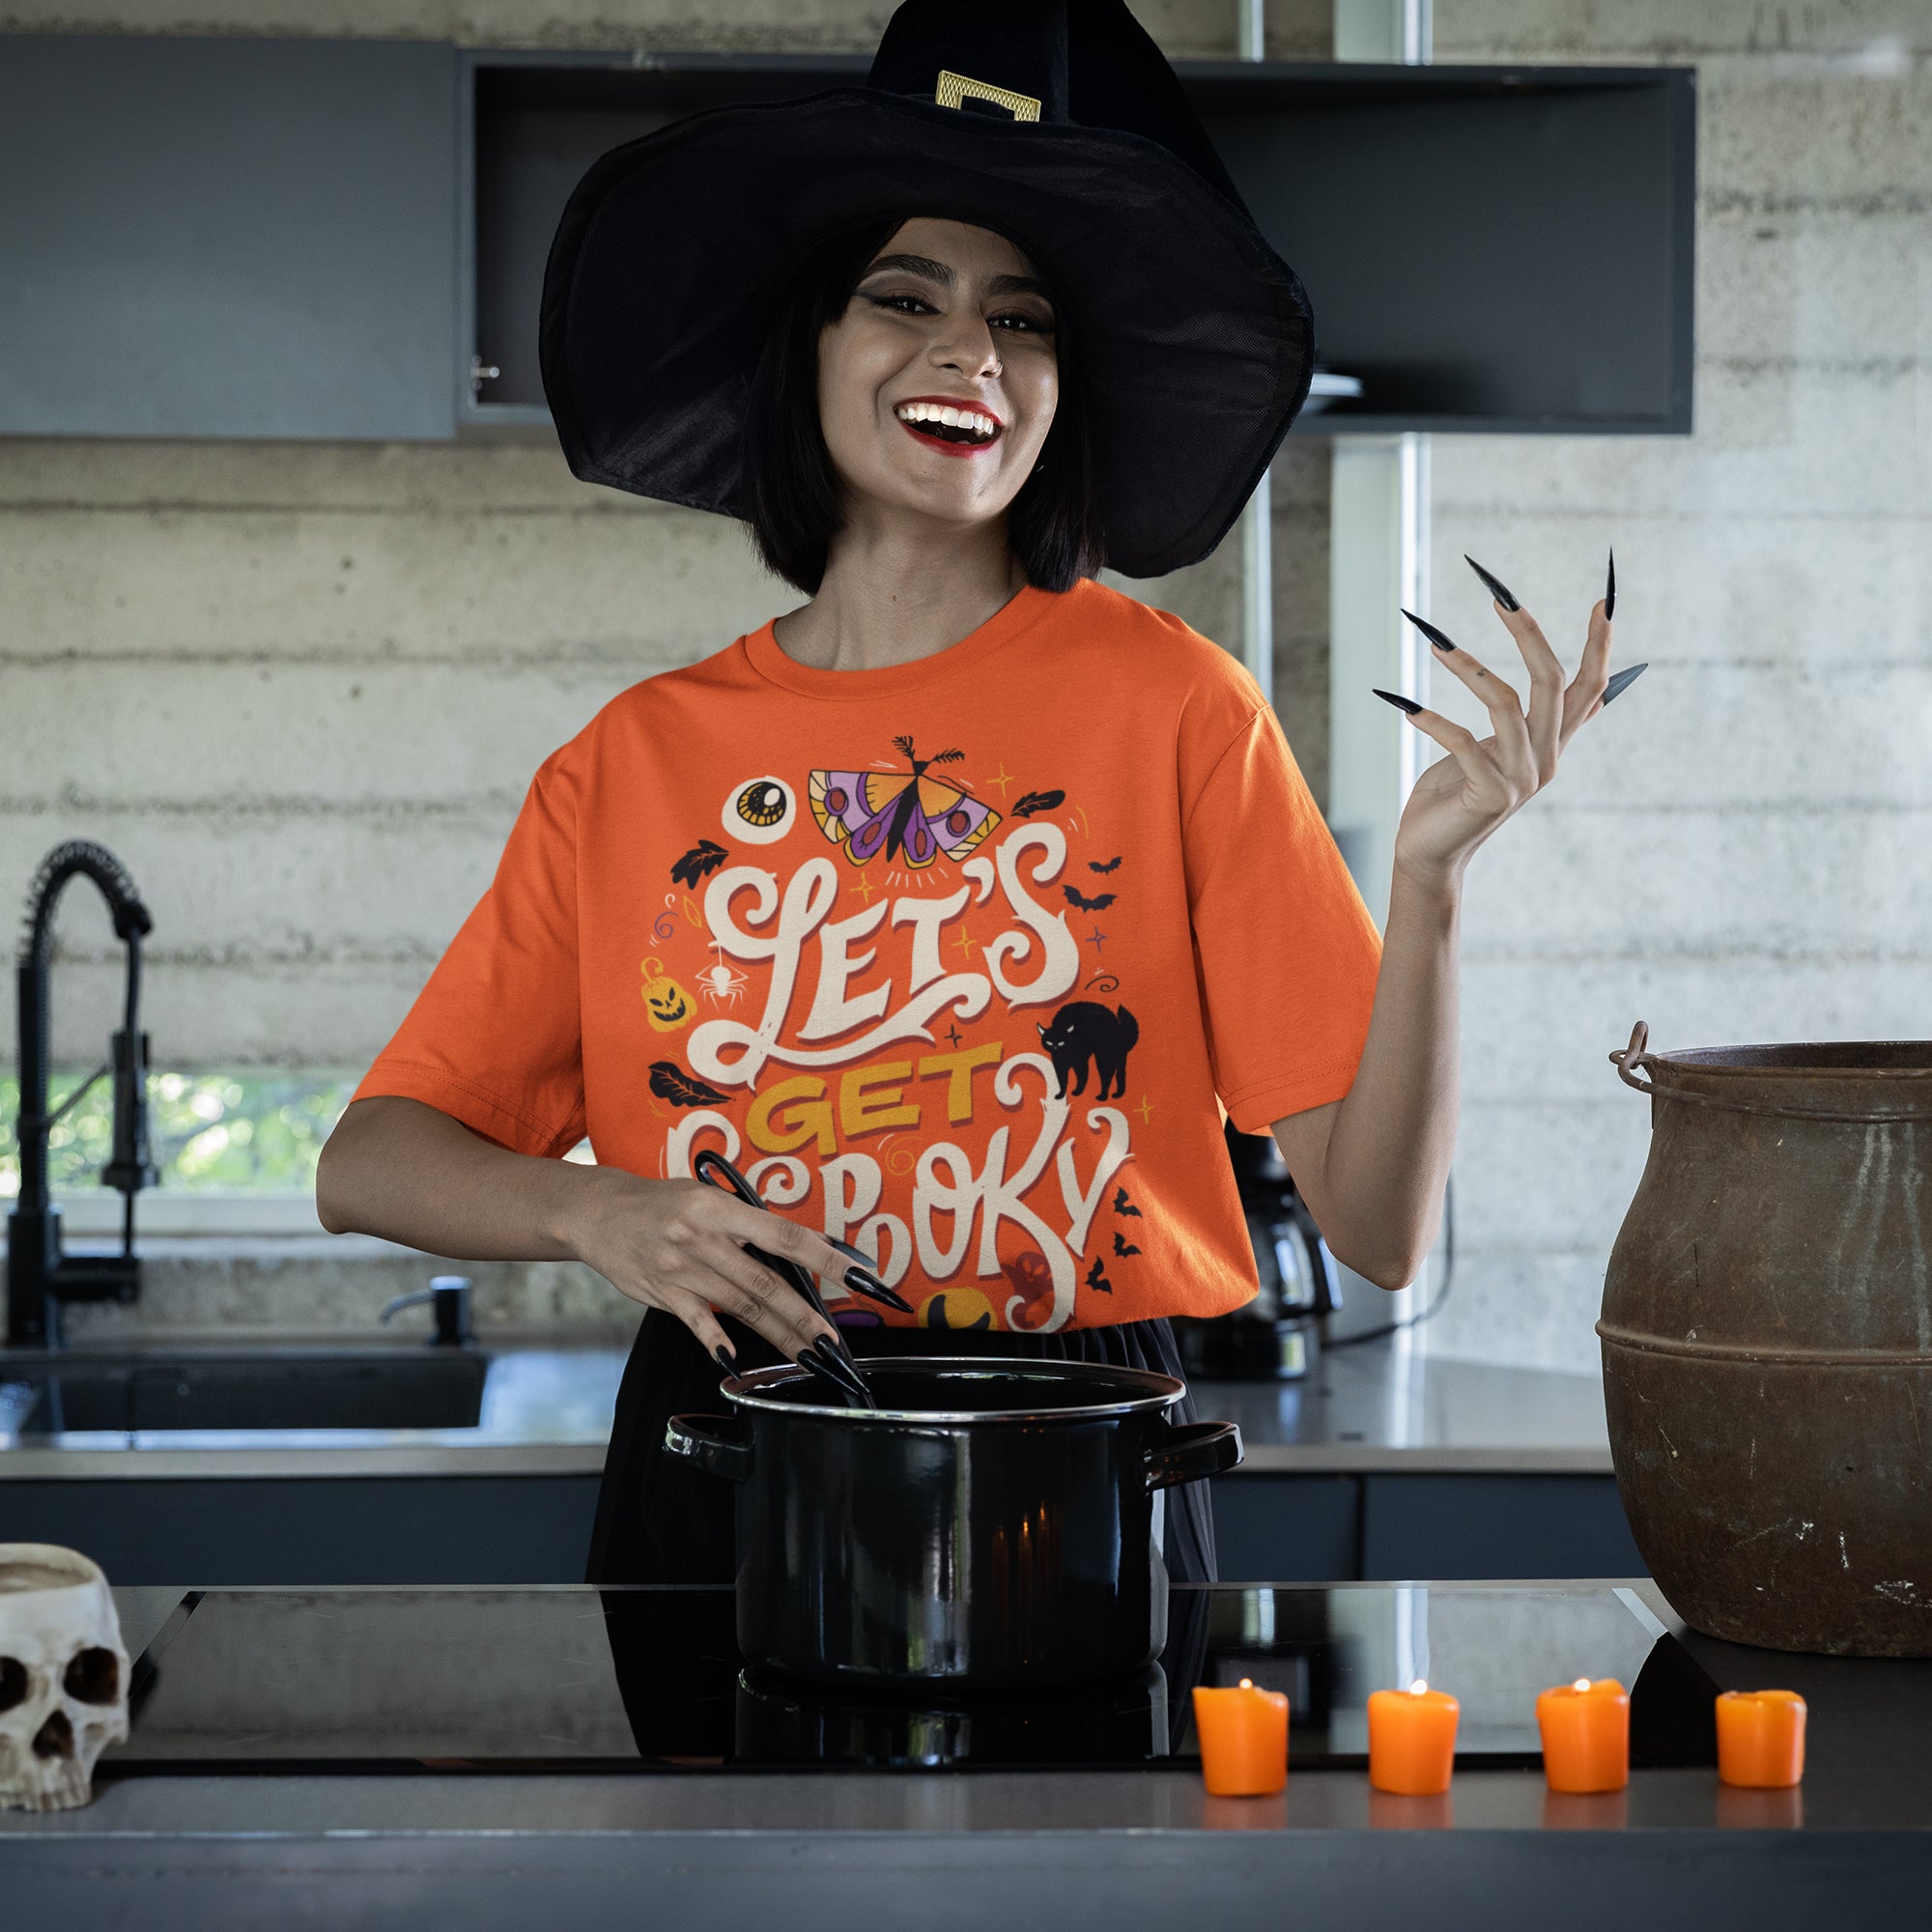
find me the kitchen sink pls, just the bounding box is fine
[0,1348,491,1434]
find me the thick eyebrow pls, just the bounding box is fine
[859,252,1054,303]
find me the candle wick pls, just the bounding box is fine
[1408,1679,1428,1695]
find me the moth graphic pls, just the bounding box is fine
[810,735,1000,868]
[1063,886,1117,912]
[648,1061,732,1109]
[1089,856,1122,874]
[669,839,728,889]
[1113,1186,1142,1218]
[1013,789,1065,817]
[1084,1255,1114,1295]
[1112,1231,1141,1258]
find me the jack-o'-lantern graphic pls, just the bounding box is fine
[639,956,693,1033]
[1000,1250,1055,1331]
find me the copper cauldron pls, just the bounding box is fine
[1601,1022,1932,1656]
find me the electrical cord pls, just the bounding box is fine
[1323,1171,1455,1349]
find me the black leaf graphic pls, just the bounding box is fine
[1113,1186,1141,1218]
[1089,855,1122,873]
[670,840,729,889]
[649,1061,732,1109]
[1112,1231,1141,1258]
[1064,886,1116,912]
[1013,789,1065,817]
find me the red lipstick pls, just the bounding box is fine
[894,394,1004,459]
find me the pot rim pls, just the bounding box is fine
[1643,1041,1932,1082]
[719,1354,1185,1424]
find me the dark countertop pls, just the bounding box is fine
[6,1580,1927,1928]
[0,1334,1609,1479]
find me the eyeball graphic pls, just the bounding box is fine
[724,775,796,844]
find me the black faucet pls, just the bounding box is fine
[7,841,157,1350]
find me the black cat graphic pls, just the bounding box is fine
[1037,1001,1139,1101]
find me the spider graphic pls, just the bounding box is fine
[695,960,751,1009]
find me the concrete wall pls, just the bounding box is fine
[1425,0,1932,1370]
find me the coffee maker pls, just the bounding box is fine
[1173,1120,1342,1380]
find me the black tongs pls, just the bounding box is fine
[694,1150,877,1410]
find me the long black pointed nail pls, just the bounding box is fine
[844,1264,914,1314]
[1373,687,1422,715]
[797,1348,851,1401]
[1601,663,1647,707]
[1401,608,1460,655]
[1463,554,1520,611]
[1605,547,1616,623]
[809,1335,875,1407]
[713,1344,735,1375]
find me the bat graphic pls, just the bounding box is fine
[1112,1232,1141,1258]
[1113,1186,1142,1218]
[648,1061,732,1109]
[1084,1255,1113,1295]
[1064,886,1117,912]
[670,839,728,889]
[1013,789,1065,817]
[1089,856,1122,874]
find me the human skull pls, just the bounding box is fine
[0,1545,129,1811]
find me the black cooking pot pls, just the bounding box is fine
[666,1356,1242,1689]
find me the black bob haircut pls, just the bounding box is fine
[741,218,1106,596]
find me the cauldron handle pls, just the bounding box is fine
[665,1412,753,1482]
[1610,1019,1656,1094]
[1144,1419,1243,1492]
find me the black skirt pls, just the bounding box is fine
[585,1305,1219,1585]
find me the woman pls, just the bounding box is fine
[316,0,1631,1585]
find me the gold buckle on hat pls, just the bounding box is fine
[935,69,1041,122]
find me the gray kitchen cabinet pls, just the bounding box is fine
[0,1470,1643,1586]
[0,35,458,440]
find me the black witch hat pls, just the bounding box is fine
[539,0,1314,579]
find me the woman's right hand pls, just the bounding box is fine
[564,1169,852,1365]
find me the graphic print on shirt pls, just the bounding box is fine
[809,736,1001,868]
[644,738,1144,1333]
[1037,1001,1139,1101]
[638,957,693,1032]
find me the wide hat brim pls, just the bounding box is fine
[540,88,1314,580]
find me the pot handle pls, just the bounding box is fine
[1144,1418,1243,1492]
[665,1412,753,1482]
[1610,1019,1656,1095]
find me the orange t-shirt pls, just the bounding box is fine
[352,578,1382,1333]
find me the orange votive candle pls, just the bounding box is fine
[1536,1677,1630,1793]
[1367,1680,1460,1796]
[1716,1690,1806,1789]
[1192,1678,1290,1796]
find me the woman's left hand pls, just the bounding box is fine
[1386,576,1615,892]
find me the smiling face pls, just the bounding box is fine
[815,216,1059,533]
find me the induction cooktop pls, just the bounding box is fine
[104,1584,1719,1776]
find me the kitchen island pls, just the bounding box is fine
[4,1578,1925,1929]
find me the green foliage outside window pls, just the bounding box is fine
[0,1072,353,1197]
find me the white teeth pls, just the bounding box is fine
[895,402,999,440]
